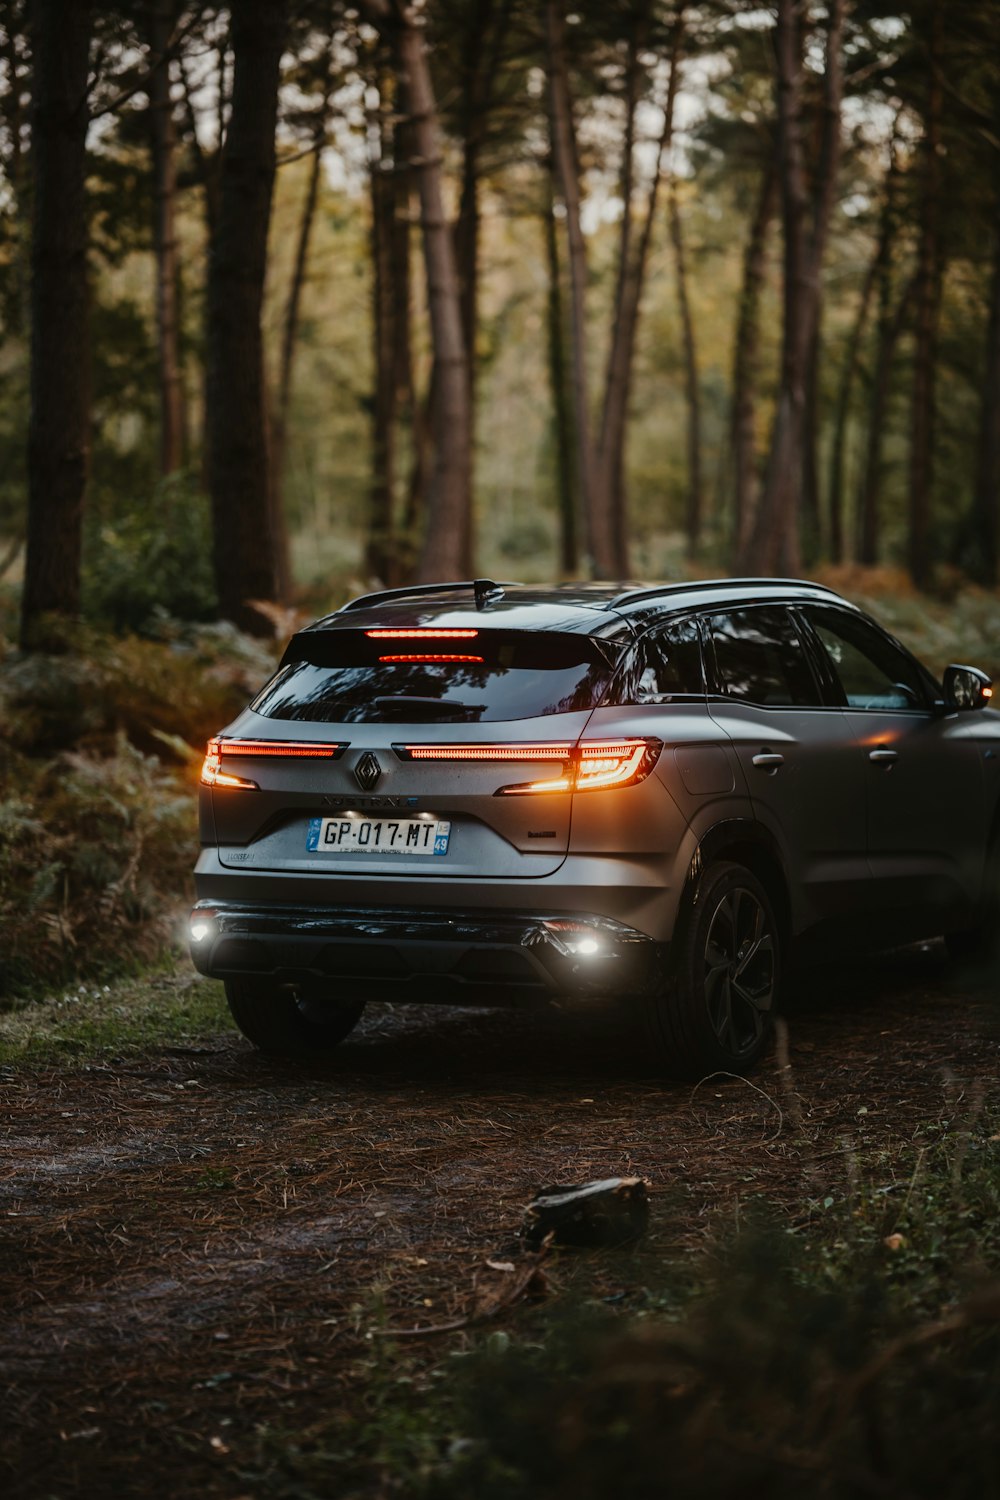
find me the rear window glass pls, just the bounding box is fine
[251,631,618,724]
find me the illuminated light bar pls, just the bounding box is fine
[366,628,479,639]
[378,653,484,663]
[200,739,256,789]
[397,743,573,762]
[499,738,662,796]
[199,738,347,789]
[220,740,345,758]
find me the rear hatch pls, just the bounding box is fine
[209,626,621,879]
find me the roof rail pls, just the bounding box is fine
[610,577,844,609]
[339,579,520,614]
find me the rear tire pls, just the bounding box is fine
[644,860,780,1079]
[225,978,364,1055]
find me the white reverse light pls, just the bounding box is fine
[574,937,601,957]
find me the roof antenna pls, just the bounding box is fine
[473,578,504,611]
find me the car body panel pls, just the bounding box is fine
[192,577,999,1002]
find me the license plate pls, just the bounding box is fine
[306,815,451,856]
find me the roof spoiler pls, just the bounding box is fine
[339,579,518,614]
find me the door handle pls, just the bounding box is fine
[869,747,898,765]
[751,752,785,770]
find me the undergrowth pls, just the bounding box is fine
[247,1099,1000,1500]
[0,610,278,1002]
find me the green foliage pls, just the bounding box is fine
[0,616,278,999]
[83,473,218,632]
[0,735,195,999]
[432,1147,1000,1500]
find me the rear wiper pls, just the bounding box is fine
[373,696,485,719]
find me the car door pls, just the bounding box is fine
[800,604,987,932]
[704,604,869,935]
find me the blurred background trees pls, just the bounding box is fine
[1,0,999,644]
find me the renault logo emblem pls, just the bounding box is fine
[354,752,382,792]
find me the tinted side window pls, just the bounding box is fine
[806,607,927,711]
[709,607,821,707]
[618,616,704,704]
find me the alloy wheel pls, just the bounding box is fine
[702,886,776,1058]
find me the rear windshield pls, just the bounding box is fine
[251,631,619,724]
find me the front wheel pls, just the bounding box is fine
[644,861,780,1079]
[225,977,365,1055]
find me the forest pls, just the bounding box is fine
[2,8,1000,1499]
[1,0,999,646]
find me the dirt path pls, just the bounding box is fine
[2,947,998,1498]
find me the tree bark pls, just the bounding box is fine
[669,182,702,558]
[270,47,334,602]
[970,197,1000,585]
[20,0,92,648]
[596,13,685,577]
[545,155,578,576]
[0,2,31,336]
[827,141,900,564]
[376,6,471,583]
[826,257,876,564]
[908,0,944,590]
[731,163,777,559]
[746,0,845,576]
[546,0,609,576]
[857,278,912,566]
[148,0,186,477]
[366,71,397,584]
[204,0,285,633]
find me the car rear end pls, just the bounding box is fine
[190,597,684,1008]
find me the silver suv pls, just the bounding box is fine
[189,578,999,1076]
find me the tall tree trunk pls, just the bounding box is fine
[546,0,610,576]
[0,2,31,336]
[669,181,702,558]
[800,320,821,560]
[970,192,1000,585]
[544,156,577,575]
[148,0,186,477]
[747,0,845,576]
[731,163,777,560]
[204,0,285,634]
[908,0,944,590]
[366,73,397,584]
[452,0,511,576]
[827,140,899,563]
[596,24,641,578]
[385,7,471,583]
[20,0,91,648]
[269,141,323,601]
[596,13,685,577]
[826,255,876,564]
[857,278,912,565]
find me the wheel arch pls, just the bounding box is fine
[680,818,793,950]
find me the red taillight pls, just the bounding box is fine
[219,740,345,758]
[392,739,661,793]
[199,738,347,788]
[378,653,484,663]
[395,743,572,761]
[500,738,661,795]
[366,628,479,639]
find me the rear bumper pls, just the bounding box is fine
[187,900,666,1006]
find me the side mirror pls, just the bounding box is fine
[942,664,993,712]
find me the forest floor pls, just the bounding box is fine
[2,947,999,1499]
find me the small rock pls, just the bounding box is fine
[522,1176,650,1249]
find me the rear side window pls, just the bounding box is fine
[617,616,705,704]
[708,607,821,707]
[250,631,618,724]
